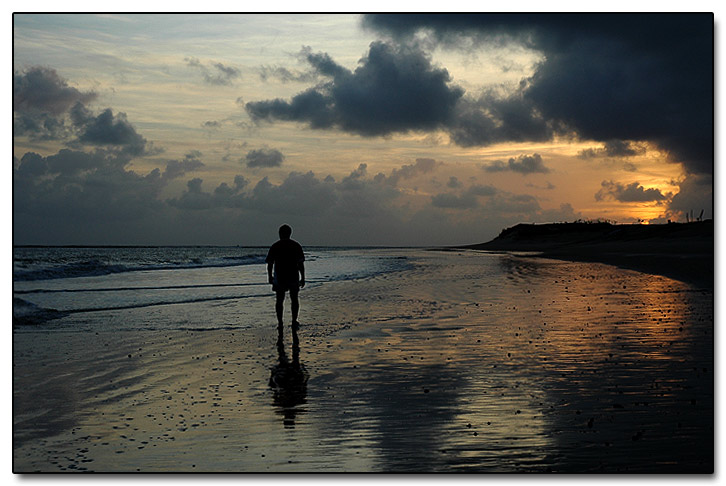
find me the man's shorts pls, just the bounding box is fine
[272,275,300,293]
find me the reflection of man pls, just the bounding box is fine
[270,324,308,428]
[266,224,305,330]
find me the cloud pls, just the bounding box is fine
[14,67,156,156]
[375,157,438,186]
[468,184,497,196]
[161,151,205,181]
[431,192,478,209]
[447,90,554,147]
[167,173,250,211]
[482,193,541,215]
[534,202,581,223]
[13,147,577,246]
[13,66,98,140]
[246,41,464,137]
[526,181,556,190]
[185,57,241,85]
[363,14,713,175]
[577,140,645,159]
[14,149,165,226]
[483,153,550,174]
[595,180,668,203]
[431,183,497,209]
[71,105,151,155]
[446,176,463,189]
[248,172,339,215]
[667,174,713,220]
[259,65,318,84]
[14,66,97,116]
[171,178,213,210]
[245,147,285,168]
[14,147,207,228]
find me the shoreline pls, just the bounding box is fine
[537,248,713,290]
[460,221,714,289]
[464,247,713,290]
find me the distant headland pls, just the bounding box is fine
[462,220,713,288]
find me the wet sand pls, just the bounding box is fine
[13,250,713,472]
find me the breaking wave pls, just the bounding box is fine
[13,249,267,282]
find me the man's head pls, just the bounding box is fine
[279,224,292,239]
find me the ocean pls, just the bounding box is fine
[12,246,412,332]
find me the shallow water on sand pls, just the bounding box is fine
[13,249,713,472]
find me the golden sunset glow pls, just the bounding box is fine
[12,13,712,246]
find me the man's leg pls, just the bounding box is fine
[290,289,300,326]
[275,291,286,327]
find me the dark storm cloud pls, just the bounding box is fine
[14,66,97,115]
[170,163,404,222]
[14,111,71,141]
[166,178,214,210]
[169,158,513,233]
[13,67,98,140]
[14,149,166,225]
[185,57,241,85]
[14,148,124,179]
[250,172,341,215]
[14,145,207,233]
[249,41,550,147]
[245,147,285,168]
[484,153,550,174]
[167,173,250,211]
[595,180,668,203]
[448,90,554,147]
[246,42,464,137]
[214,175,249,197]
[14,67,156,156]
[668,174,712,218]
[247,88,335,129]
[300,46,350,78]
[577,140,645,159]
[71,105,150,156]
[363,14,713,175]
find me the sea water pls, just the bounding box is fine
[13,246,412,332]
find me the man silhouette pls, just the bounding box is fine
[266,224,305,330]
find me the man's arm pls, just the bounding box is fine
[267,262,274,284]
[298,261,305,288]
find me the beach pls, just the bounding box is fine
[465,221,714,289]
[13,248,713,472]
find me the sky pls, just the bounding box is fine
[12,12,715,246]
